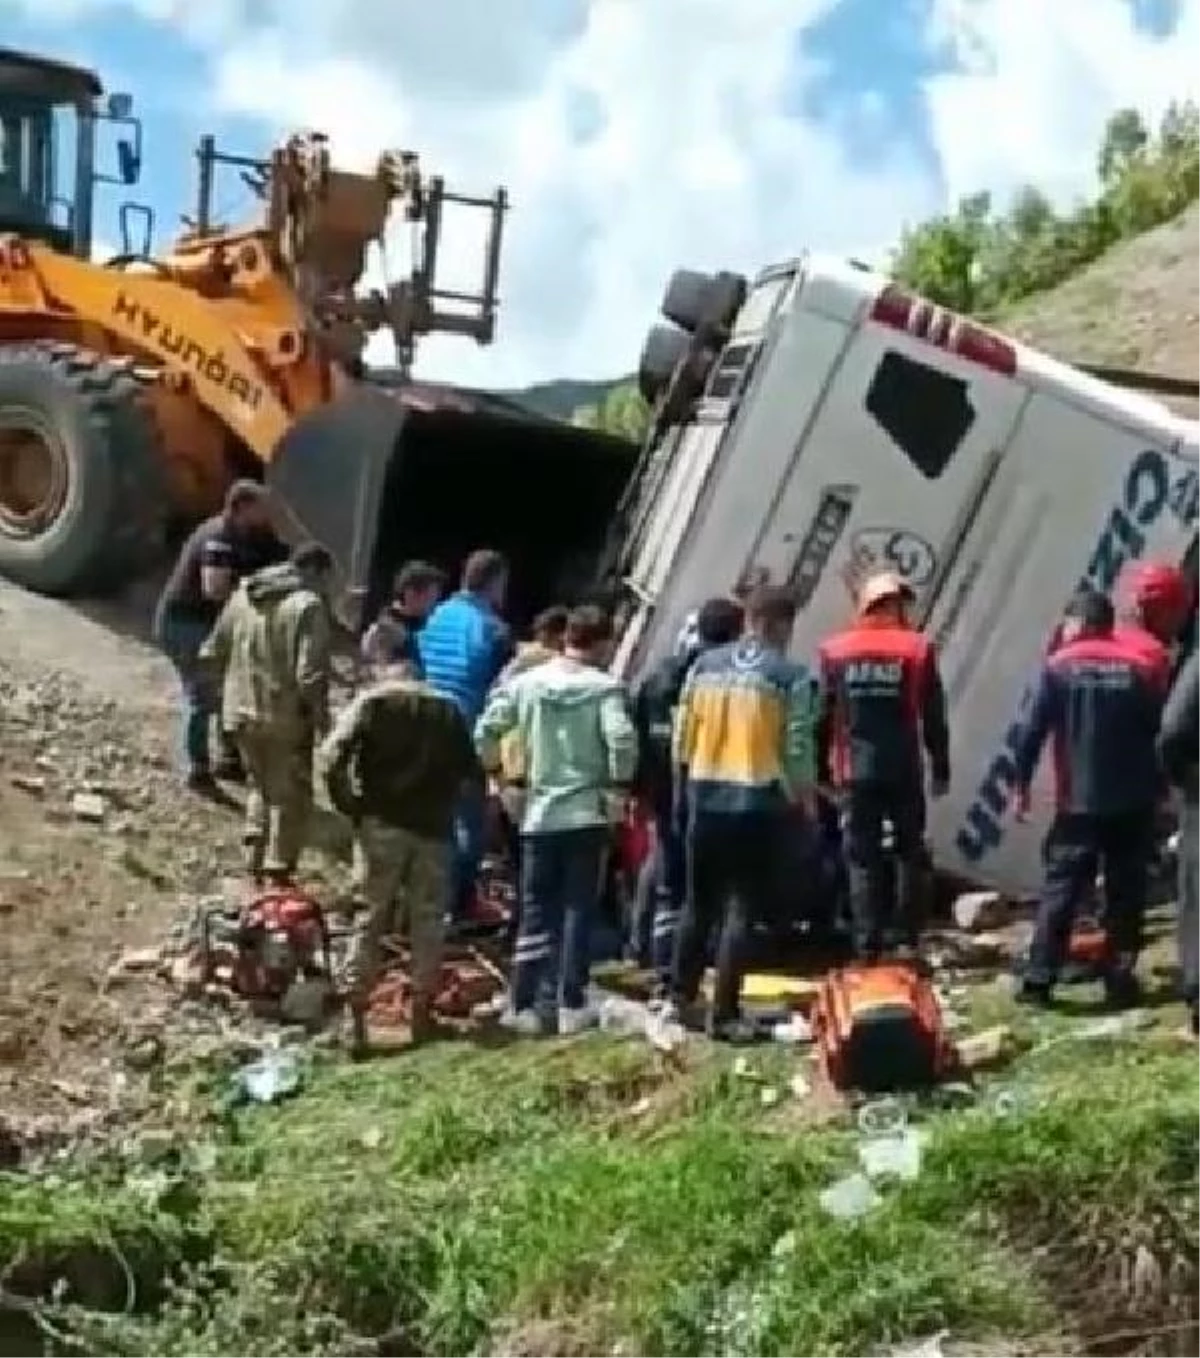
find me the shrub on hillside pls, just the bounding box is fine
[893,101,1199,315]
[572,380,651,441]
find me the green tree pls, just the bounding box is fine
[1007,185,1054,243]
[1098,108,1150,188]
[892,98,1197,320]
[572,381,650,442]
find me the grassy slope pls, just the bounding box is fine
[2,978,1196,1357]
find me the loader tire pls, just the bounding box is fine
[0,342,167,595]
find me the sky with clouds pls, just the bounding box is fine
[2,0,1197,388]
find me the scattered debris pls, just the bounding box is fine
[956,1024,1022,1073]
[935,928,1023,969]
[645,1009,686,1055]
[123,1032,165,1072]
[991,1085,1039,1118]
[952,889,1011,932]
[368,943,503,1028]
[69,789,108,823]
[104,945,167,988]
[818,1099,928,1216]
[599,992,652,1038]
[232,1050,303,1105]
[771,1012,814,1044]
[858,1127,924,1182]
[1027,1008,1156,1057]
[819,1171,882,1220]
[10,773,46,796]
[880,1330,949,1358]
[788,1071,811,1100]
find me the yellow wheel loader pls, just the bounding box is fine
[0,48,638,629]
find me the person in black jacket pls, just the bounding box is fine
[153,480,288,791]
[1157,646,1198,1035]
[1014,589,1170,1007]
[632,596,743,995]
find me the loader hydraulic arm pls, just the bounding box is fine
[11,236,310,460]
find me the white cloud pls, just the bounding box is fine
[194,0,940,387]
[5,0,1198,389]
[921,0,1200,209]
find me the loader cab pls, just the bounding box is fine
[0,47,144,259]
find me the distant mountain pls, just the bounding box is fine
[500,375,632,422]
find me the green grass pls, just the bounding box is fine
[2,985,1197,1357]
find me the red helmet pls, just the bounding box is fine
[1118,561,1193,639]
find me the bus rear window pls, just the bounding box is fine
[866,349,976,480]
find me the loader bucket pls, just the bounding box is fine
[269,379,639,635]
[267,384,408,631]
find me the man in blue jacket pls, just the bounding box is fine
[1013,588,1170,1007]
[1158,646,1198,1036]
[418,549,514,921]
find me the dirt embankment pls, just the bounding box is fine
[0,576,247,1138]
[1002,202,1199,417]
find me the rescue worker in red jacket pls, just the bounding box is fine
[817,570,950,960]
[1055,563,1191,901]
[1013,587,1170,1008]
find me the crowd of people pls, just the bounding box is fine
[152,482,1199,1053]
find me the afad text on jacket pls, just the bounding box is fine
[817,616,950,790]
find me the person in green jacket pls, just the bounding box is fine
[200,543,333,882]
[319,659,482,1052]
[475,605,638,1035]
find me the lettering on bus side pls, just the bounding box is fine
[954,446,1198,865]
[112,291,265,413]
[785,485,857,607]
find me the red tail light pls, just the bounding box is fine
[870,284,1018,377]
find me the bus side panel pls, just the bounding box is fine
[621,305,855,679]
[931,395,1199,896]
[773,315,1027,675]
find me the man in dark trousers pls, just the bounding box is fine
[320,656,483,1053]
[668,585,818,1040]
[817,570,950,961]
[1013,587,1170,1008]
[153,480,287,792]
[1157,646,1198,1035]
[632,596,743,996]
[475,606,638,1035]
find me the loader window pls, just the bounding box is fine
[865,350,976,481]
[0,100,63,247]
[367,410,638,633]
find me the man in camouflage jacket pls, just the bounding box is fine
[200,543,334,882]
